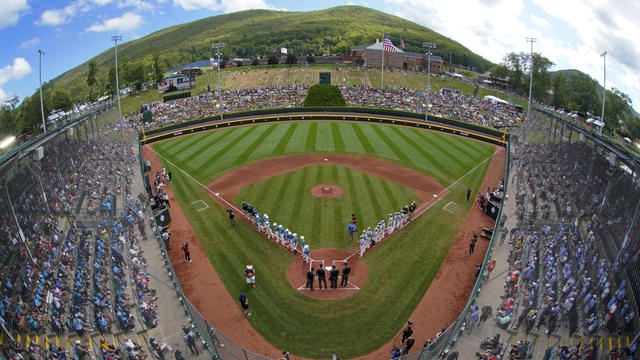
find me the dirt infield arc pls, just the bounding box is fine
[142,144,505,360]
[206,153,446,203]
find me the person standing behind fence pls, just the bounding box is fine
[183,328,199,355]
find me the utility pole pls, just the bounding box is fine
[111,35,125,143]
[423,42,436,121]
[38,49,46,133]
[526,37,536,122]
[212,42,226,120]
[600,51,607,136]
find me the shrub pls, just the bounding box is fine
[303,84,346,106]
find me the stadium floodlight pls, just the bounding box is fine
[111,35,126,143]
[423,42,436,121]
[38,50,46,133]
[600,51,607,136]
[212,42,226,121]
[526,37,536,122]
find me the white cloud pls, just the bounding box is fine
[0,0,29,29]
[531,14,551,29]
[385,0,640,111]
[86,12,144,32]
[0,58,33,102]
[118,0,154,11]
[37,1,88,26]
[173,0,276,12]
[19,38,40,49]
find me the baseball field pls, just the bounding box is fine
[146,120,499,358]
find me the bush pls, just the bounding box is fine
[267,55,279,65]
[303,84,346,106]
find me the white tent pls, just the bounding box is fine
[483,95,509,105]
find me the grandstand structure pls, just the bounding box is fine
[1,84,639,360]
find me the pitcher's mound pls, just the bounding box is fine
[311,185,343,199]
[287,248,368,300]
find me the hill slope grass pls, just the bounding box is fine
[153,121,495,357]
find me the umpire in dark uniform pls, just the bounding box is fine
[340,262,351,287]
[329,265,339,289]
[316,266,327,290]
[306,268,314,291]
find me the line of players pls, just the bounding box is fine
[359,205,414,257]
[242,202,311,263]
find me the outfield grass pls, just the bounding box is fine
[153,121,495,358]
[236,165,419,249]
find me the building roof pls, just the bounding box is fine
[352,45,368,50]
[366,41,404,53]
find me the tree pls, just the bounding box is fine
[567,72,600,114]
[306,55,315,64]
[551,73,566,109]
[49,89,73,111]
[502,52,524,93]
[235,60,243,67]
[267,54,279,65]
[252,58,260,66]
[285,53,297,65]
[124,60,148,92]
[604,88,632,131]
[86,61,97,101]
[353,57,364,66]
[151,53,165,84]
[18,95,48,132]
[0,96,19,136]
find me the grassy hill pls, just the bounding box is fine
[49,5,494,97]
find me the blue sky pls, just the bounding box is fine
[2,0,639,112]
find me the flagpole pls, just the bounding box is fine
[381,46,384,89]
[38,50,46,133]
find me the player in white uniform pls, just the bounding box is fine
[291,233,298,253]
[359,234,367,257]
[278,225,285,243]
[387,213,395,235]
[303,244,310,264]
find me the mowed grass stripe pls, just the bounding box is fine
[305,122,318,151]
[411,130,467,176]
[310,165,325,241]
[253,176,276,206]
[342,166,361,225]
[270,171,295,217]
[232,124,278,166]
[315,122,334,152]
[330,165,344,239]
[434,132,484,165]
[369,124,411,163]
[331,122,345,153]
[177,128,235,164]
[194,126,259,173]
[390,126,455,180]
[340,122,366,154]
[272,123,298,156]
[290,166,310,227]
[158,132,206,156]
[350,123,376,155]
[361,172,383,218]
[284,122,311,154]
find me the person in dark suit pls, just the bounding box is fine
[305,268,314,291]
[329,265,339,288]
[316,266,327,290]
[340,262,351,287]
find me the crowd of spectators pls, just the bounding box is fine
[477,115,640,359]
[127,85,523,132]
[0,124,156,360]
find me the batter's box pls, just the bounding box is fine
[191,199,209,212]
[443,201,461,214]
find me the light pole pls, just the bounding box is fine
[423,42,436,121]
[38,49,46,133]
[600,51,607,136]
[212,42,225,120]
[526,37,536,122]
[111,35,125,143]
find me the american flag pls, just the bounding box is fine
[383,32,397,53]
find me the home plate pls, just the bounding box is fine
[324,158,329,161]
[433,194,438,197]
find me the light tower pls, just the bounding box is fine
[526,37,536,122]
[212,42,226,120]
[111,35,125,143]
[600,51,607,135]
[423,42,437,121]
